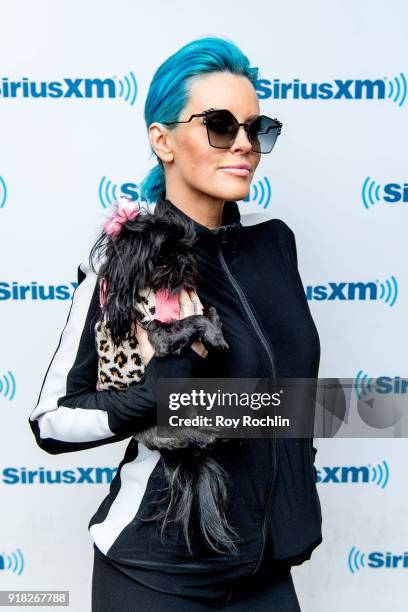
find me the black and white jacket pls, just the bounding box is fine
[28,195,322,606]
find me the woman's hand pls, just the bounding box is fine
[135,288,209,367]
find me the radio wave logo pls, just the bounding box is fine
[348,547,366,574]
[0,370,16,400]
[0,548,24,575]
[115,71,138,106]
[362,176,382,209]
[354,369,373,398]
[371,460,390,488]
[0,175,7,208]
[386,72,407,107]
[317,461,389,488]
[99,176,121,208]
[242,176,272,208]
[378,275,398,306]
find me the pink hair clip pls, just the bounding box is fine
[103,196,141,240]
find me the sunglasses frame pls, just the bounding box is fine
[161,107,283,154]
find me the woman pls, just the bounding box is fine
[29,36,322,610]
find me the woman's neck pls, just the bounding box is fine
[164,187,225,230]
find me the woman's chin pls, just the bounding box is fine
[211,181,250,203]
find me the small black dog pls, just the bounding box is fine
[90,197,240,555]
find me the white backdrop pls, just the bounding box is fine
[1,1,407,610]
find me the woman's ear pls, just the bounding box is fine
[148,122,174,165]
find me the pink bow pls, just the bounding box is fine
[103,196,141,240]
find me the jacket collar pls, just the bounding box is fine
[157,191,243,248]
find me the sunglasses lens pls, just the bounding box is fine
[205,111,281,153]
[205,111,238,148]
[249,116,280,153]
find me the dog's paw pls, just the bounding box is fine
[201,306,229,351]
[146,308,229,357]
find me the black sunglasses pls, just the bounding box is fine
[162,108,283,154]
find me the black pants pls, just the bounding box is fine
[91,546,302,611]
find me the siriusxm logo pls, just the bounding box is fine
[1,73,405,106]
[348,547,408,573]
[0,71,138,105]
[354,371,408,398]
[0,281,77,301]
[362,177,408,209]
[2,466,118,485]
[306,276,398,306]
[316,460,389,488]
[98,175,273,209]
[257,73,407,106]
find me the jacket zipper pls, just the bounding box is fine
[217,234,279,576]
[217,237,276,377]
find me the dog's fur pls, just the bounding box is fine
[89,197,240,555]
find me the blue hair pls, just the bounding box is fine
[138,36,259,204]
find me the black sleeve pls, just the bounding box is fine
[28,260,204,455]
[280,222,317,456]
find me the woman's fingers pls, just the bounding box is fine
[134,321,146,339]
[179,287,203,319]
[179,287,193,318]
[191,339,208,358]
[178,288,208,358]
[188,289,204,315]
[135,321,155,366]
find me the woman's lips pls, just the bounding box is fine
[218,168,250,176]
